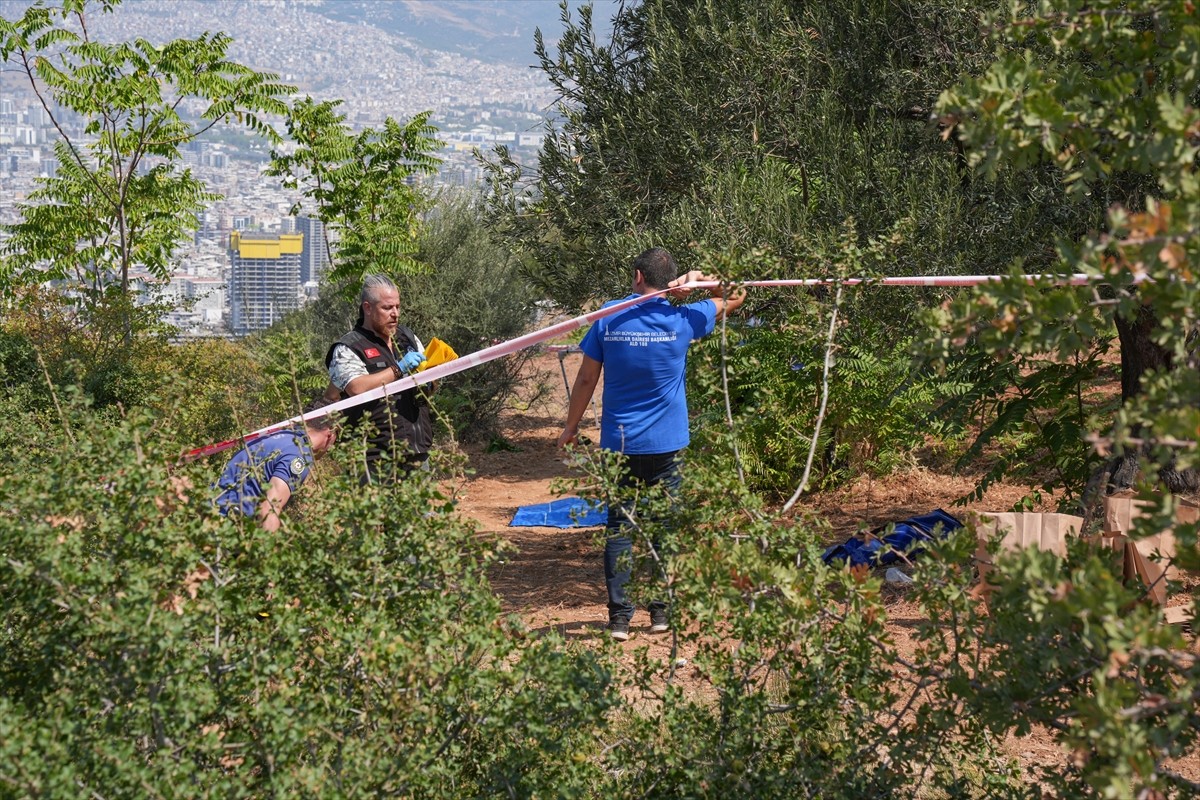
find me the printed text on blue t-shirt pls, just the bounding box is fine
[603,330,679,346]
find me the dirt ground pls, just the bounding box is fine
[446,347,1199,785]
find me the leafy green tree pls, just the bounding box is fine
[913,6,1200,791]
[932,0,1199,499]
[483,0,1100,492]
[484,0,1079,313]
[0,0,293,307]
[396,191,544,443]
[0,0,296,426]
[267,97,443,292]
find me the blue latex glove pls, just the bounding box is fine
[396,349,425,374]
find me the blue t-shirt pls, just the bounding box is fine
[213,429,314,517]
[580,294,717,455]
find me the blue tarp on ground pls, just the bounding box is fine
[821,508,963,567]
[509,497,607,528]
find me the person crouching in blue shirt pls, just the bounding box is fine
[557,247,745,641]
[213,399,338,532]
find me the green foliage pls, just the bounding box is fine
[0,398,613,797]
[675,239,953,495]
[10,382,1198,798]
[689,322,823,494]
[2,288,155,399]
[484,0,1079,318]
[938,0,1199,202]
[0,288,260,448]
[250,326,329,424]
[396,191,544,442]
[826,339,945,477]
[556,438,1200,798]
[929,324,1119,510]
[0,326,42,409]
[930,0,1200,499]
[553,202,1196,797]
[158,338,268,447]
[691,320,950,495]
[954,528,1200,798]
[268,97,443,291]
[908,4,1200,787]
[0,0,295,433]
[3,4,1197,798]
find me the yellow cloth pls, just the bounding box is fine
[417,337,458,371]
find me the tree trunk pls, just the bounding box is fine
[1115,304,1172,403]
[1102,304,1198,495]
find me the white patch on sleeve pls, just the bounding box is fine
[289,457,306,476]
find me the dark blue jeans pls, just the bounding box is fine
[605,450,682,623]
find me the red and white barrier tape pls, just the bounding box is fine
[180,272,1113,461]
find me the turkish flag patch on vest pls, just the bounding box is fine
[363,347,380,358]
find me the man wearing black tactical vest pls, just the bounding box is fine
[325,274,432,484]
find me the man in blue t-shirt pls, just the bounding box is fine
[558,247,745,641]
[213,400,338,532]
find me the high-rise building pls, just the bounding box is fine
[296,215,330,285]
[227,231,303,336]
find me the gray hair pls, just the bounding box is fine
[356,274,397,327]
[360,273,397,306]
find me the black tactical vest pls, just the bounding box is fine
[324,325,433,458]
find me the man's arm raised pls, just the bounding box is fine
[668,270,746,319]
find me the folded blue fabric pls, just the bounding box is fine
[510,497,607,528]
[821,508,963,567]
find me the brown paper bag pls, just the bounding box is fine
[1101,492,1199,605]
[971,512,1084,597]
[1081,531,1129,575]
[1125,545,1169,606]
[1079,533,1162,606]
[1081,533,1197,632]
[1101,491,1150,535]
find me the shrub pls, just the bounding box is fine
[927,334,1119,511]
[688,291,950,496]
[561,441,1200,798]
[0,398,612,797]
[397,191,546,443]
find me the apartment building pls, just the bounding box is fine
[227,231,304,336]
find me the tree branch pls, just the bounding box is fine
[783,283,843,513]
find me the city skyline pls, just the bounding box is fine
[0,0,622,337]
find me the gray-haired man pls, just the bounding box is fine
[325,274,432,484]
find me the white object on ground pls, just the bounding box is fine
[885,567,914,585]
